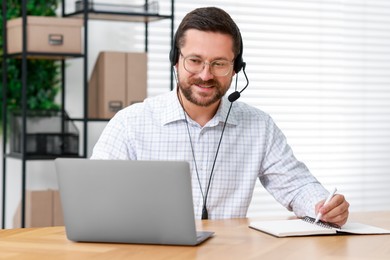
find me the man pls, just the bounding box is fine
[91,7,349,226]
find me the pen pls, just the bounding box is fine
[314,187,337,223]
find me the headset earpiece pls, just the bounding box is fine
[233,36,244,73]
[169,47,178,66]
[169,33,179,66]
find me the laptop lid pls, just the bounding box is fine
[55,158,213,246]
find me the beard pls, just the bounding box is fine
[177,71,232,107]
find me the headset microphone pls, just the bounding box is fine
[228,62,249,102]
[228,91,241,102]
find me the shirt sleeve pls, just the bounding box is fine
[90,109,137,160]
[258,115,329,218]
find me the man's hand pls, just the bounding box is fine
[315,194,349,226]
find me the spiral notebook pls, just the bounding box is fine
[249,216,390,237]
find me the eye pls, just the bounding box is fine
[187,57,202,65]
[212,60,229,67]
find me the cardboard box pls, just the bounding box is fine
[126,52,147,108]
[53,190,65,226]
[13,189,64,228]
[7,16,83,54]
[88,51,147,119]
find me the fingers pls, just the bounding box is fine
[316,194,350,226]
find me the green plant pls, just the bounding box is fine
[0,0,61,127]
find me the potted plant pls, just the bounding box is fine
[0,0,61,130]
[0,0,80,157]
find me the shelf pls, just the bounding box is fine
[5,52,85,60]
[65,0,169,22]
[64,11,172,23]
[5,153,83,160]
[2,0,174,229]
[70,117,110,122]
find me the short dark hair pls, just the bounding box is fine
[172,7,242,62]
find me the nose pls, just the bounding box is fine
[198,63,214,81]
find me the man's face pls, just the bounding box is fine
[176,29,235,107]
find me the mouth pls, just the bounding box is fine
[195,83,214,89]
[191,79,218,92]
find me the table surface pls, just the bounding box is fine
[0,211,389,260]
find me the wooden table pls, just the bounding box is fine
[0,211,389,259]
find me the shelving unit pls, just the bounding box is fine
[1,0,175,228]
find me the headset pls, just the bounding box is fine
[172,26,248,220]
[169,29,245,74]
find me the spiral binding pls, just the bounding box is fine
[302,216,341,229]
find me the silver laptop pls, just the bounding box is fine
[55,158,214,246]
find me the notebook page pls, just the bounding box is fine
[338,222,390,235]
[249,219,337,237]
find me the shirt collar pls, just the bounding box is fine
[160,90,239,127]
[160,90,186,126]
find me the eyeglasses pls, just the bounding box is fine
[181,53,233,77]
